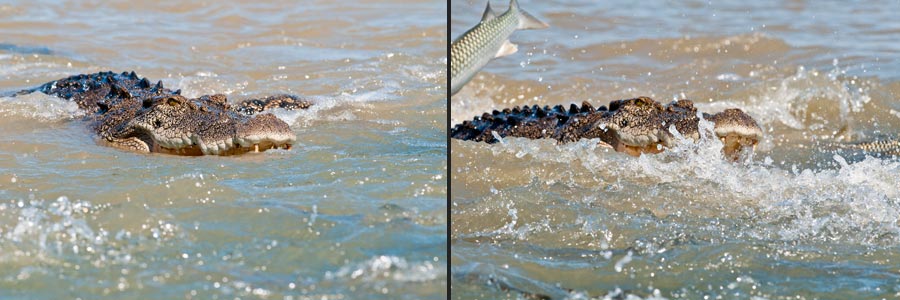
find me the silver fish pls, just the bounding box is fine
[450,0,548,96]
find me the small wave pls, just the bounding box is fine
[400,61,444,83]
[666,32,790,58]
[454,263,669,300]
[0,43,54,55]
[565,32,791,62]
[0,193,183,268]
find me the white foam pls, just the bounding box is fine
[613,251,633,272]
[716,73,742,81]
[268,88,397,127]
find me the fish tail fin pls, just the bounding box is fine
[510,0,549,30]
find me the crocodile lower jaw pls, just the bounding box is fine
[609,134,757,159]
[151,141,293,156]
[614,142,665,157]
[720,134,758,160]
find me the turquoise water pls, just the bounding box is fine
[0,0,447,299]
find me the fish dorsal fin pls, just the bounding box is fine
[495,40,518,58]
[481,1,496,22]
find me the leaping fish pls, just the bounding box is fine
[450,0,548,96]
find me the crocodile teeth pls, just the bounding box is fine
[254,144,259,153]
[208,143,219,155]
[198,140,208,154]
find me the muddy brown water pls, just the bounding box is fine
[0,0,447,299]
[3,0,900,299]
[451,0,900,299]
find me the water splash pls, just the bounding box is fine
[324,255,442,283]
[470,113,900,246]
[0,92,84,121]
[706,63,871,132]
[2,196,99,259]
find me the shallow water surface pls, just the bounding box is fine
[0,1,446,299]
[451,0,900,299]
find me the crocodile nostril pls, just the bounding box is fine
[154,120,162,128]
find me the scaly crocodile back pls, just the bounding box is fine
[450,101,607,143]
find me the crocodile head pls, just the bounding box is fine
[587,97,762,157]
[704,108,764,158]
[108,94,296,156]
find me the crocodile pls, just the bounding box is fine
[845,139,900,157]
[450,96,763,158]
[12,71,311,156]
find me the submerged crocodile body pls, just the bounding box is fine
[846,139,900,157]
[15,71,311,156]
[451,97,763,158]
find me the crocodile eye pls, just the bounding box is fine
[153,119,162,128]
[166,97,181,106]
[620,119,628,127]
